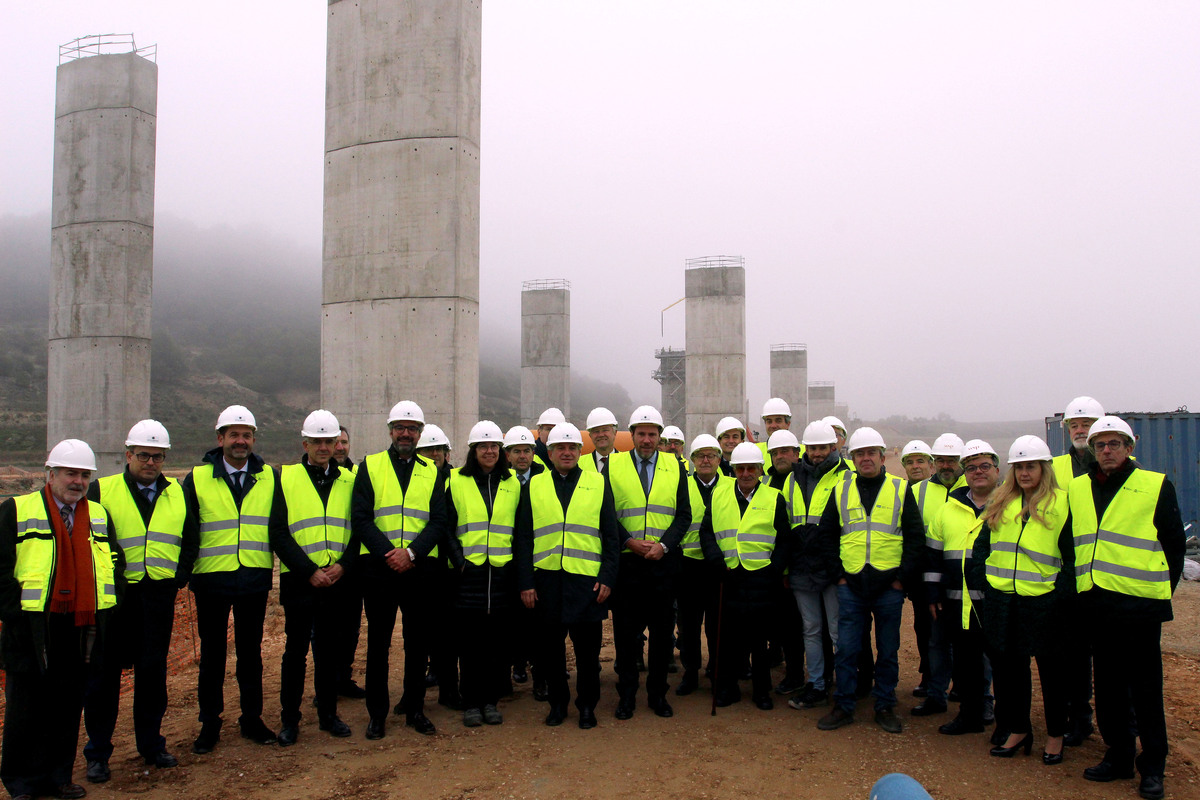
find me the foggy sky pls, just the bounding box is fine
[4,2,1199,424]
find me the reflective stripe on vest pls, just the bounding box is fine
[915,478,951,548]
[449,468,518,566]
[783,464,845,528]
[837,473,907,574]
[12,492,117,611]
[529,470,605,576]
[279,463,354,573]
[608,452,681,548]
[709,482,780,570]
[681,475,731,559]
[362,451,438,557]
[985,490,1067,597]
[193,464,275,573]
[97,473,186,582]
[1071,468,1169,599]
[929,494,988,627]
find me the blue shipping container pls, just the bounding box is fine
[1044,410,1200,525]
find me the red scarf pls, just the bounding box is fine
[47,487,97,626]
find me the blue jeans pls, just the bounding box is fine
[834,583,904,713]
[793,584,839,691]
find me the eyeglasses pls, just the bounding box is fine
[390,423,421,434]
[133,452,165,463]
[1092,439,1127,452]
[964,463,994,474]
[692,452,719,461]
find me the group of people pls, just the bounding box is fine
[0,394,1183,800]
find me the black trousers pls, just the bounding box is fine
[992,645,1068,737]
[1091,617,1168,777]
[362,558,431,720]
[1,614,88,797]
[675,557,719,674]
[84,578,178,760]
[455,608,512,709]
[430,567,459,698]
[945,603,986,724]
[194,589,268,726]
[612,556,675,700]
[280,576,356,726]
[336,576,364,687]
[510,603,537,675]
[768,579,805,682]
[716,598,771,700]
[910,596,932,683]
[536,619,602,710]
[1064,600,1094,727]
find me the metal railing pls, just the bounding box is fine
[770,342,807,351]
[685,255,745,270]
[521,278,571,291]
[59,34,157,65]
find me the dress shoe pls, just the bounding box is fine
[990,732,1033,758]
[817,707,855,730]
[144,751,178,769]
[512,667,529,684]
[910,699,947,717]
[649,697,674,718]
[614,699,635,720]
[85,759,110,784]
[676,671,699,696]
[1139,774,1165,800]
[240,718,278,745]
[277,725,300,747]
[338,680,367,699]
[1042,751,1064,766]
[56,784,87,800]
[1064,719,1095,747]
[875,708,903,734]
[753,695,774,711]
[463,707,484,727]
[714,690,741,708]
[990,726,1010,746]
[192,722,221,754]
[532,680,550,702]
[319,716,352,737]
[365,717,386,739]
[406,712,436,735]
[482,704,503,725]
[938,716,985,735]
[1083,760,1135,782]
[912,683,928,698]
[545,705,567,726]
[578,707,597,729]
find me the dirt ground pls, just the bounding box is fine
[77,582,1200,800]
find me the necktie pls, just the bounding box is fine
[639,457,651,495]
[141,486,155,503]
[519,474,527,485]
[60,505,73,531]
[600,455,608,474]
[232,472,244,492]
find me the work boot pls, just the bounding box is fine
[875,707,903,734]
[817,707,855,730]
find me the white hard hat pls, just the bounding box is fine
[662,425,685,443]
[1087,415,1134,444]
[387,400,425,425]
[822,416,847,434]
[417,424,451,450]
[585,407,618,430]
[628,405,665,430]
[1063,396,1105,422]
[125,419,171,449]
[715,416,746,438]
[301,409,340,438]
[689,434,722,456]
[847,427,886,453]
[961,439,999,463]
[216,405,257,431]
[762,397,792,418]
[46,439,97,471]
[901,440,932,461]
[503,426,536,449]
[801,421,838,446]
[730,441,765,466]
[467,420,505,445]
[1008,435,1053,464]
[547,422,583,446]
[930,433,965,458]
[537,407,566,426]
[767,430,800,451]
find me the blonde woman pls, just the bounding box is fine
[968,436,1074,765]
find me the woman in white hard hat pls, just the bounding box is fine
[969,436,1073,764]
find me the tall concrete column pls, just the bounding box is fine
[49,40,157,473]
[809,382,836,422]
[520,280,570,425]
[322,1,481,449]
[684,256,746,439]
[770,344,809,426]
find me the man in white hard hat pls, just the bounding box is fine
[503,425,546,695]
[815,428,924,735]
[515,423,621,729]
[416,424,453,475]
[784,421,851,711]
[715,417,746,477]
[415,422,458,707]
[350,400,448,739]
[581,408,619,474]
[1073,417,1184,800]
[268,410,358,746]
[762,429,807,696]
[1053,396,1103,490]
[698,442,792,709]
[925,440,1000,736]
[533,407,566,464]
[756,398,793,465]
[0,440,122,800]
[823,416,849,456]
[674,434,727,696]
[900,441,934,483]
[183,405,280,753]
[609,406,692,720]
[83,421,197,781]
[659,426,688,465]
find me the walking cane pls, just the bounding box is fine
[710,575,725,717]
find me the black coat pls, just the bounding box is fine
[787,455,849,592]
[445,468,518,613]
[697,483,791,611]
